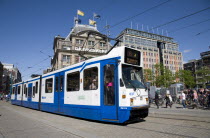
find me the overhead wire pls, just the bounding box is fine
[152,6,210,30]
[80,0,172,55]
[101,0,172,32]
[196,28,210,36]
[169,18,210,33]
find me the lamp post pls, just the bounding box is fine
[9,70,14,96]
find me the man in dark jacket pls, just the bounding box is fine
[155,91,159,109]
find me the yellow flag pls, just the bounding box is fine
[77,10,84,16]
[89,19,96,25]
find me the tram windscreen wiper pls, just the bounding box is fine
[128,81,137,91]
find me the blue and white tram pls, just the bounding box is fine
[11,46,149,123]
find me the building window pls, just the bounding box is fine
[75,56,80,63]
[62,45,71,50]
[84,67,98,90]
[88,41,95,46]
[45,78,53,93]
[62,55,70,63]
[100,42,105,47]
[76,39,84,44]
[67,71,80,91]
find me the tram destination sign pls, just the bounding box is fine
[124,47,140,65]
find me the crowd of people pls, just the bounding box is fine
[153,88,210,110]
[0,93,10,102]
[180,88,210,109]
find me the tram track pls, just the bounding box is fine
[125,125,196,138]
[145,120,210,131]
[148,115,210,124]
[122,112,210,138]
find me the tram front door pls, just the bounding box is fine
[102,62,118,121]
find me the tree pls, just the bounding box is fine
[143,69,154,84]
[195,67,210,88]
[176,70,195,88]
[154,64,174,88]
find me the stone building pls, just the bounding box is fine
[51,20,111,71]
[116,28,183,74]
[184,50,210,88]
[1,63,22,94]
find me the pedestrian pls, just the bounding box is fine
[168,94,173,108]
[165,90,170,108]
[182,91,186,109]
[206,90,210,109]
[155,91,159,109]
[193,90,198,109]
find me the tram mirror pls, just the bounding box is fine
[131,72,135,80]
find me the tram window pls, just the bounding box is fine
[60,76,64,91]
[104,64,115,105]
[12,87,15,94]
[120,78,124,87]
[35,81,38,94]
[18,86,21,94]
[33,86,35,97]
[45,78,53,93]
[55,77,59,92]
[24,85,27,97]
[67,71,80,91]
[83,67,98,90]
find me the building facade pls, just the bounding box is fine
[51,21,111,71]
[2,63,22,94]
[117,28,183,73]
[184,50,210,88]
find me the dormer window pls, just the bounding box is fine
[88,41,95,46]
[76,39,84,44]
[100,42,106,47]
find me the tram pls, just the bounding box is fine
[11,46,149,123]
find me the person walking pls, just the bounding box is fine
[168,94,173,108]
[155,91,159,109]
[193,90,198,109]
[182,91,186,109]
[165,90,170,108]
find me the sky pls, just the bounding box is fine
[0,0,210,81]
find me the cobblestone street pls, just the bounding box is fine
[1,101,210,138]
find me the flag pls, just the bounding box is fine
[89,19,96,25]
[77,10,84,16]
[94,13,101,19]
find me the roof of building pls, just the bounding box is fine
[65,23,98,40]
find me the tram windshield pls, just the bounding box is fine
[122,64,145,89]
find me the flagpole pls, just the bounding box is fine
[77,10,78,19]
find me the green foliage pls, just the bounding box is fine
[176,70,195,88]
[143,69,153,82]
[154,64,175,88]
[195,67,210,88]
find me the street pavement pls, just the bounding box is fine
[0,101,210,138]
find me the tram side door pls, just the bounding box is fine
[55,72,64,113]
[101,61,118,120]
